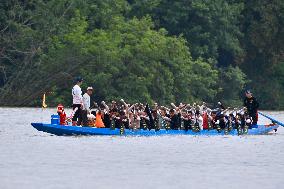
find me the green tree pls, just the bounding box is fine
[216,66,247,106]
[129,0,244,64]
[240,0,284,109]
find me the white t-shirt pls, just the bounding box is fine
[72,85,83,105]
[82,93,90,111]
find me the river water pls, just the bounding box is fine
[0,108,283,189]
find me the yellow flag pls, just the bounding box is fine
[42,93,47,108]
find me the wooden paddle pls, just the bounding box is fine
[42,93,47,108]
[258,111,284,127]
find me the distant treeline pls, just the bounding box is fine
[0,0,283,109]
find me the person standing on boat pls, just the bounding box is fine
[72,77,83,126]
[81,87,93,126]
[243,90,259,125]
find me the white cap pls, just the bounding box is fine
[87,87,93,90]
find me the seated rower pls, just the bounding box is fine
[187,111,195,130]
[235,113,243,133]
[152,109,160,131]
[209,110,217,129]
[133,109,141,130]
[202,109,209,130]
[144,104,156,130]
[128,109,141,130]
[139,110,150,130]
[120,110,129,129]
[218,114,226,130]
[228,113,235,131]
[101,101,111,128]
[110,101,118,113]
[157,107,170,130]
[111,111,122,129]
[167,109,180,130]
[181,109,191,131]
[95,108,105,128]
[243,110,252,130]
[194,110,203,131]
[87,113,96,126]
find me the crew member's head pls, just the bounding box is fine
[181,109,187,117]
[87,87,93,95]
[76,76,83,85]
[195,110,200,116]
[245,90,252,98]
[211,111,217,118]
[169,109,175,117]
[160,107,167,116]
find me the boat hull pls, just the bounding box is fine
[31,123,279,136]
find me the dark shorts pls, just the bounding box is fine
[249,111,258,124]
[81,110,88,126]
[72,104,82,123]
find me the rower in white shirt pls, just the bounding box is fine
[82,87,93,126]
[72,77,83,126]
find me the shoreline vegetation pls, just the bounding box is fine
[0,1,283,109]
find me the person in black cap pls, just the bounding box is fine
[243,90,259,125]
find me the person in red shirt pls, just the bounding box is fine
[57,104,66,125]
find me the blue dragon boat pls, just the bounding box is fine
[31,115,279,136]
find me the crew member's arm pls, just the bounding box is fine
[140,115,150,121]
[218,101,226,110]
[120,99,129,108]
[243,98,248,108]
[163,116,171,122]
[253,97,259,110]
[161,106,170,111]
[170,103,178,111]
[101,101,110,114]
[82,94,89,112]
[128,104,136,112]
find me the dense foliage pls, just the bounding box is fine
[0,0,283,109]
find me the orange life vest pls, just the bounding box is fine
[95,112,105,128]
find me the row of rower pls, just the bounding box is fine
[58,100,255,134]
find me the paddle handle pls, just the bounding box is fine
[258,112,284,127]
